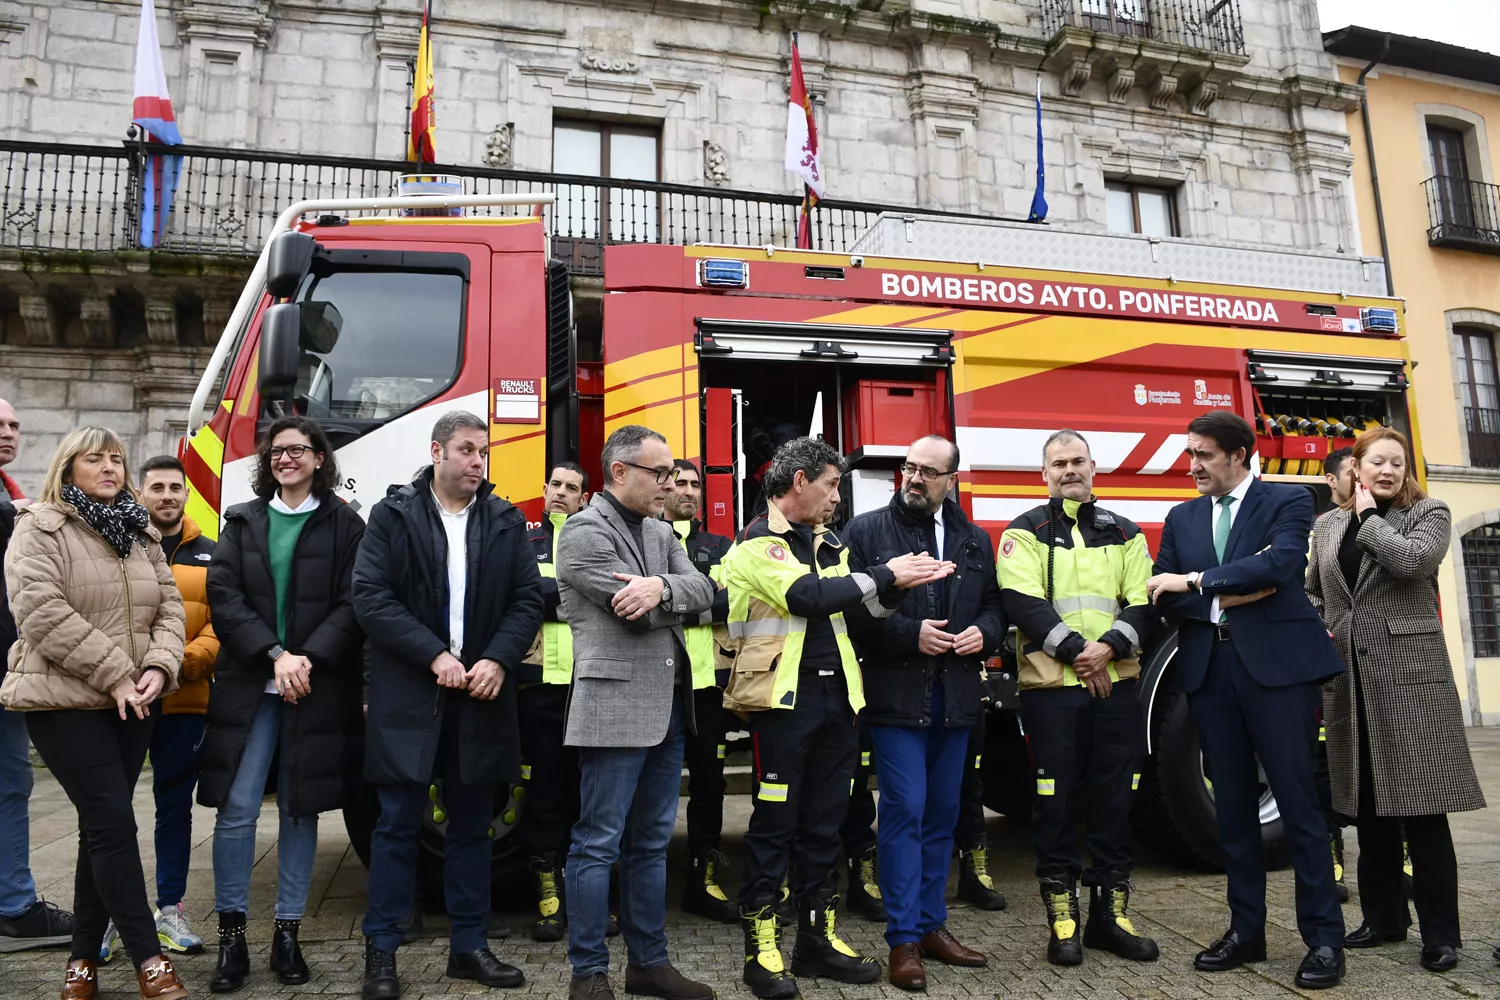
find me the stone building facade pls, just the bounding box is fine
[0,0,1366,488]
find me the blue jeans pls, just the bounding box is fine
[0,706,37,918]
[566,694,684,978]
[212,695,319,920]
[150,714,205,909]
[869,683,969,947]
[361,780,495,954]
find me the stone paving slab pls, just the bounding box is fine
[5,731,1500,999]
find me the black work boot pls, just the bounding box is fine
[845,851,887,922]
[790,895,882,985]
[269,918,311,985]
[1331,831,1350,904]
[741,904,798,999]
[361,938,400,1000]
[956,845,1008,910]
[529,855,566,942]
[210,910,249,993]
[1082,883,1159,961]
[681,848,739,924]
[1040,880,1083,966]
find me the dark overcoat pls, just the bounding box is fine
[1308,496,1485,818]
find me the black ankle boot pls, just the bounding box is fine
[210,911,249,993]
[682,848,739,923]
[845,851,886,922]
[1040,880,1083,966]
[1082,883,1159,961]
[362,938,400,1000]
[741,903,798,999]
[790,894,881,984]
[529,855,566,942]
[956,845,1008,911]
[270,918,311,985]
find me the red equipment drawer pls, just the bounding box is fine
[1281,435,1330,460]
[842,379,941,452]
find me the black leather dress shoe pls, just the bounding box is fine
[1295,946,1345,989]
[1193,930,1267,971]
[447,949,525,988]
[1421,944,1458,972]
[1344,923,1407,948]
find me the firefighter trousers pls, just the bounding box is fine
[517,683,581,861]
[740,669,859,908]
[839,722,877,859]
[684,684,728,856]
[954,716,988,851]
[1019,679,1143,887]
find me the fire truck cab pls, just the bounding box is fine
[185,191,1413,888]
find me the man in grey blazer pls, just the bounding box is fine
[556,425,717,1000]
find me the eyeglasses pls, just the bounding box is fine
[623,461,675,485]
[901,462,955,481]
[270,445,313,460]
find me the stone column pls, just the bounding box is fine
[905,45,980,215]
[375,9,419,161]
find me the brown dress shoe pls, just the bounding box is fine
[919,926,988,967]
[61,958,98,1000]
[137,955,188,1000]
[889,943,926,991]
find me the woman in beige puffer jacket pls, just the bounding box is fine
[1,426,188,1000]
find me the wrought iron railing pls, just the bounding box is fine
[1466,406,1500,469]
[1425,175,1500,254]
[0,138,1006,274]
[1040,0,1246,55]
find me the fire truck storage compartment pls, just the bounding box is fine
[843,380,942,454]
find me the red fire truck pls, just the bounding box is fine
[184,191,1415,889]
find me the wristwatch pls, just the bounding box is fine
[658,577,673,605]
[1186,572,1202,591]
[267,644,285,661]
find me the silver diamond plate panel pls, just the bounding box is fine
[849,213,1390,298]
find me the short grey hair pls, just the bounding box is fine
[601,424,667,487]
[763,436,845,499]
[432,411,488,449]
[1043,428,1090,462]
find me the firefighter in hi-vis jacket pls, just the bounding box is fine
[997,429,1159,967]
[719,437,953,1000]
[663,459,738,923]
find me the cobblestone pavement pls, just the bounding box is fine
[6,730,1500,999]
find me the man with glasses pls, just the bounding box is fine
[844,435,1003,990]
[555,426,717,1000]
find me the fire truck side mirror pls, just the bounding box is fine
[259,303,302,402]
[266,231,317,299]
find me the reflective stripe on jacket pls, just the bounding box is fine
[997,497,1154,691]
[671,517,732,690]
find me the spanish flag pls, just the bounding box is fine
[408,0,437,163]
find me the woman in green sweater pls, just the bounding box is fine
[200,417,366,991]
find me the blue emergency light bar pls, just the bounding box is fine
[698,258,750,289]
[1360,307,1398,334]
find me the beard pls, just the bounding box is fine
[901,486,939,512]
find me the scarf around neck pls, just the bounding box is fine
[63,484,150,558]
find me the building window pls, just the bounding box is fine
[1457,326,1500,467]
[1428,123,1476,233]
[1106,181,1178,237]
[1464,524,1500,658]
[552,119,660,243]
[1080,0,1149,38]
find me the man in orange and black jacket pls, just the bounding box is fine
[138,455,220,955]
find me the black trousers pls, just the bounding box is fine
[1020,681,1143,886]
[839,722,877,858]
[1188,641,1343,949]
[684,685,728,855]
[26,709,157,968]
[954,717,988,851]
[741,670,859,906]
[517,683,580,860]
[1352,664,1460,945]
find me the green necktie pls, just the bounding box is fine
[1213,495,1235,564]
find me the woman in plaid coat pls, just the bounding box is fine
[1307,427,1484,974]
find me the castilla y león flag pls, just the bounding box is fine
[131,0,181,248]
[784,34,822,249]
[408,0,437,163]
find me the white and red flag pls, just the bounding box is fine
[784,33,822,249]
[132,0,181,248]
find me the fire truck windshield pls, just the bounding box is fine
[272,267,465,423]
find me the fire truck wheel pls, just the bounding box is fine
[1131,684,1290,872]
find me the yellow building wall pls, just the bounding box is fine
[1342,63,1500,725]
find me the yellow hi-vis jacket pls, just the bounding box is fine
[521,511,575,685]
[719,502,898,716]
[672,518,728,691]
[996,497,1154,691]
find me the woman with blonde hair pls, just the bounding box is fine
[1307,425,1484,973]
[1,427,188,999]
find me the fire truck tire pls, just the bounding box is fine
[1131,685,1289,872]
[980,709,1035,823]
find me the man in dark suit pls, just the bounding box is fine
[1146,410,1346,990]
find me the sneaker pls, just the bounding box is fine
[155,903,204,955]
[0,898,75,953]
[99,920,123,964]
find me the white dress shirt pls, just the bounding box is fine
[932,505,945,562]
[433,488,476,657]
[1207,471,1254,621]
